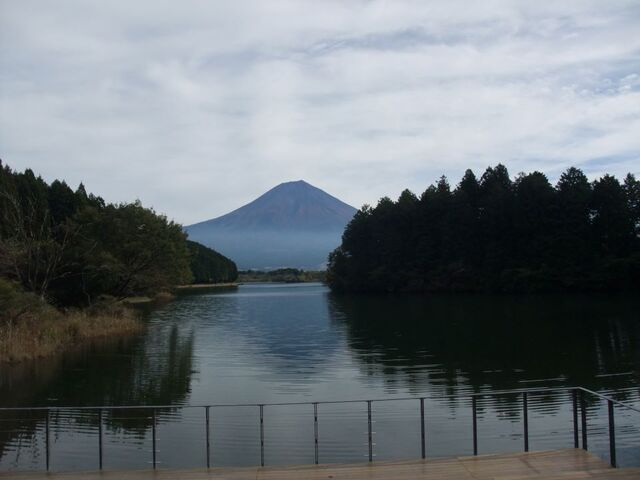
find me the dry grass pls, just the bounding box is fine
[0,304,144,364]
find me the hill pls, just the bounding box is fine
[186,181,357,269]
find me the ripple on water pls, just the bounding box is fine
[1,284,639,470]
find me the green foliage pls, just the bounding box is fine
[624,174,640,236]
[55,201,193,303]
[0,277,54,324]
[328,165,640,293]
[0,160,235,306]
[591,175,635,255]
[0,162,71,297]
[187,240,238,284]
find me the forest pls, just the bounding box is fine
[188,240,238,284]
[0,160,237,309]
[327,165,640,293]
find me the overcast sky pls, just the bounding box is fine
[1,1,639,224]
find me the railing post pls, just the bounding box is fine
[420,397,426,459]
[152,408,157,469]
[98,409,103,470]
[367,401,373,462]
[572,389,579,448]
[259,405,264,467]
[45,409,50,471]
[472,396,478,456]
[523,392,529,452]
[205,406,210,468]
[580,390,588,450]
[608,400,616,468]
[313,403,319,465]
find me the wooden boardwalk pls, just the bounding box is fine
[4,449,639,480]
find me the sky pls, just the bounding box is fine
[1,1,639,225]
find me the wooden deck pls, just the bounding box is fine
[4,449,639,479]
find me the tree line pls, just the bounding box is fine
[239,268,325,283]
[0,160,237,307]
[188,240,237,284]
[327,165,640,293]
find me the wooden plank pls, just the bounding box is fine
[459,449,610,479]
[1,449,635,480]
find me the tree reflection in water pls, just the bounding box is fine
[0,323,195,458]
[328,293,639,409]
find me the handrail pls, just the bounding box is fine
[470,386,639,469]
[470,386,640,414]
[0,385,637,412]
[575,387,640,414]
[0,396,425,411]
[470,386,574,396]
[0,385,637,472]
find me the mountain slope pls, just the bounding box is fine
[185,181,357,269]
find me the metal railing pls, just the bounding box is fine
[0,386,638,471]
[469,386,640,468]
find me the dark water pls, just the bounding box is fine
[1,283,639,471]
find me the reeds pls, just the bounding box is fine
[0,303,143,363]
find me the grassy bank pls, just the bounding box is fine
[0,279,144,363]
[0,305,143,363]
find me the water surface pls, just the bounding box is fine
[1,283,638,471]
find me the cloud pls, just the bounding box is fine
[1,0,639,223]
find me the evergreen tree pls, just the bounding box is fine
[48,180,78,225]
[478,164,514,279]
[512,171,556,266]
[327,164,640,293]
[591,175,635,256]
[451,169,481,270]
[0,161,237,305]
[187,240,238,284]
[556,167,592,269]
[623,173,640,238]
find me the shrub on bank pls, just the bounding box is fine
[0,279,143,363]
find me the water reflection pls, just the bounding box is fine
[1,285,639,471]
[328,293,639,403]
[0,323,195,464]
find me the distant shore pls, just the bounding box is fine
[175,282,239,290]
[122,284,239,304]
[238,269,325,283]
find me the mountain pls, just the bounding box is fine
[185,180,357,269]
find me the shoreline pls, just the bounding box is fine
[1,283,239,365]
[0,306,144,364]
[175,282,239,290]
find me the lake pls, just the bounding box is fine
[1,283,638,471]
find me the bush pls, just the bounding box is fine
[0,278,56,325]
